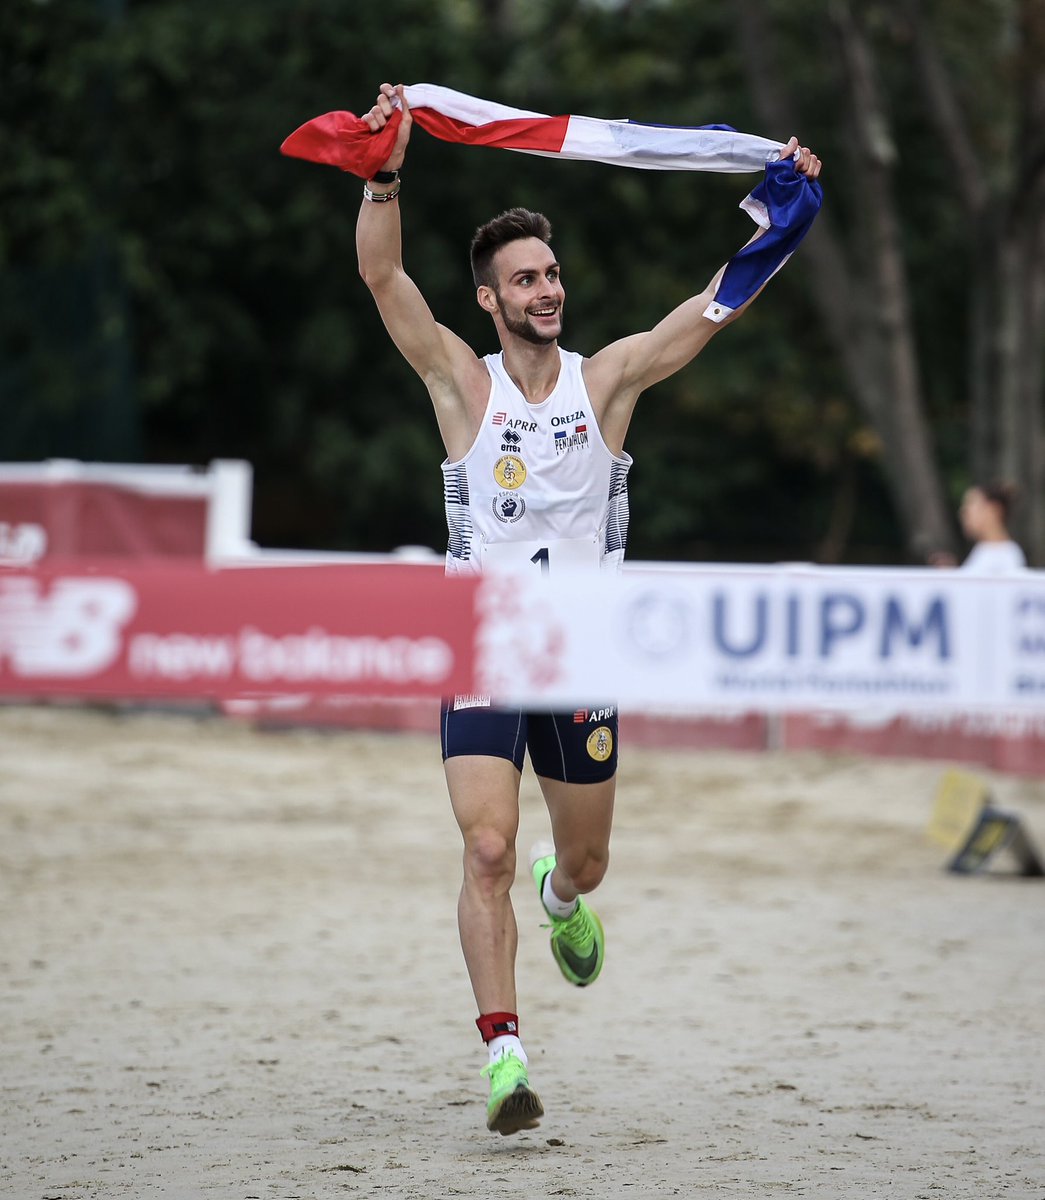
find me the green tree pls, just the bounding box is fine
[11,0,1026,566]
[735,0,1045,563]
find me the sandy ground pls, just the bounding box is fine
[1,704,1044,1200]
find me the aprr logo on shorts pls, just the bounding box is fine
[586,726,613,762]
[574,706,615,724]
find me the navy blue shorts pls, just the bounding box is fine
[440,698,618,784]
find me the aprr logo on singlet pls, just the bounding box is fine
[492,493,526,524]
[493,413,537,433]
[0,577,137,676]
[493,455,527,490]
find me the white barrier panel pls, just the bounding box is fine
[476,564,1045,714]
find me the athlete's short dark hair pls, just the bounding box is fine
[470,208,553,288]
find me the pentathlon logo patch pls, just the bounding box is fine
[493,455,527,490]
[586,726,613,762]
[553,423,590,455]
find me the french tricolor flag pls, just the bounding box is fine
[281,84,822,321]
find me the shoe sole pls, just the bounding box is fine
[487,1083,544,1136]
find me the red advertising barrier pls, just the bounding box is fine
[781,712,1045,777]
[0,561,477,700]
[224,698,773,753]
[620,710,769,752]
[0,482,207,561]
[224,694,443,732]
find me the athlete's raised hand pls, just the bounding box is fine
[779,135,821,179]
[362,83,413,173]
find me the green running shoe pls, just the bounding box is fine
[529,842,605,987]
[481,1051,543,1136]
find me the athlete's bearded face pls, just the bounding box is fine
[487,238,565,345]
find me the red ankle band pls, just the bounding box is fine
[476,1011,519,1043]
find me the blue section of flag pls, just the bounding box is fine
[713,159,823,314]
[554,430,567,440]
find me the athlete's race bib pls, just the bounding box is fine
[481,537,601,575]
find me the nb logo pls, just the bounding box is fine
[0,577,137,676]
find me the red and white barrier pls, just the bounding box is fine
[0,459,254,565]
[4,460,1044,776]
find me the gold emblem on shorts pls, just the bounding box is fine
[586,726,613,762]
[493,455,527,490]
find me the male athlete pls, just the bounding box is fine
[356,82,821,1135]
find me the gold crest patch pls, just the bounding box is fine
[586,726,613,762]
[493,455,527,490]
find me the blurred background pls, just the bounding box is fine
[3,0,1042,566]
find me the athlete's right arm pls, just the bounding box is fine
[355,85,487,446]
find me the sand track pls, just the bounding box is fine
[2,705,1043,1198]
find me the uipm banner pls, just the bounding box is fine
[475,564,1045,714]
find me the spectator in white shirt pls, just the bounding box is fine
[958,482,1027,573]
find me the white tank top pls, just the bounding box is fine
[442,349,632,576]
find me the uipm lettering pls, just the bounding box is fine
[712,591,951,661]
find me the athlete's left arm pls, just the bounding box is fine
[585,138,821,454]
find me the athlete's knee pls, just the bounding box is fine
[462,826,517,893]
[556,843,609,894]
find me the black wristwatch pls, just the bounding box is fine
[371,169,399,184]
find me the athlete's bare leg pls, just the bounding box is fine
[444,754,524,1014]
[536,775,616,903]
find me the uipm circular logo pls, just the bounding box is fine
[624,590,689,659]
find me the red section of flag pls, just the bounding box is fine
[281,109,400,179]
[281,106,569,180]
[413,109,569,154]
[575,424,587,434]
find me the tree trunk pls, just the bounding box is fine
[1002,0,1045,561]
[733,0,956,562]
[906,0,1045,563]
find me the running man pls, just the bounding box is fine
[355,82,822,1135]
